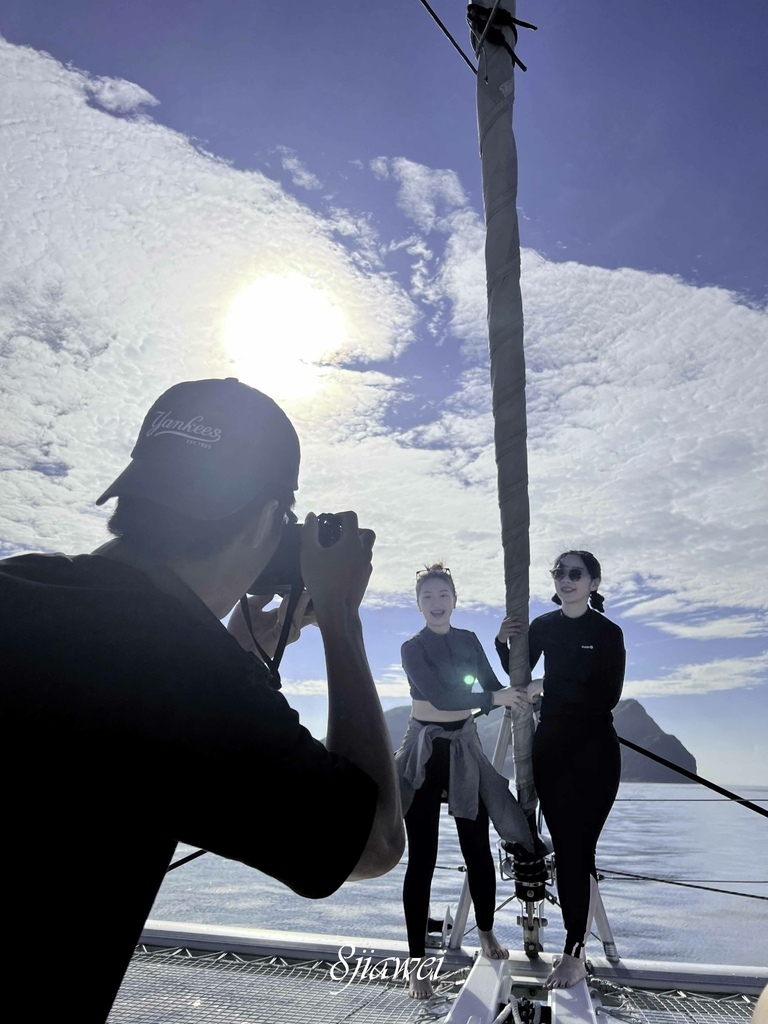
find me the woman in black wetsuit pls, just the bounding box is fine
[395,563,532,1000]
[496,550,625,989]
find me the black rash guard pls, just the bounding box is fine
[399,626,507,958]
[402,626,504,713]
[495,608,625,723]
[496,607,626,960]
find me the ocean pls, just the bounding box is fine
[149,782,768,967]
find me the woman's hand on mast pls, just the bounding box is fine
[527,680,543,702]
[496,615,526,644]
[492,686,530,711]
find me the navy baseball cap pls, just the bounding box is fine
[96,378,300,520]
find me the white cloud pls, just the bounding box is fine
[282,664,409,699]
[378,161,768,627]
[84,74,159,115]
[276,146,322,190]
[0,39,418,555]
[280,678,330,696]
[1,38,767,674]
[624,652,768,697]
[622,602,767,640]
[375,663,411,698]
[375,157,468,233]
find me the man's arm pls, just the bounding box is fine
[301,511,404,880]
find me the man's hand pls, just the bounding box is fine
[493,686,531,712]
[300,511,375,621]
[228,591,315,658]
[303,509,403,879]
[497,615,526,644]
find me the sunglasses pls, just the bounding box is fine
[416,567,452,579]
[550,566,589,582]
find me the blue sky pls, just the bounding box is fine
[0,1,766,784]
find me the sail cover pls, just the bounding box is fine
[469,0,537,822]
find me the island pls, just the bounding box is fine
[383,697,696,783]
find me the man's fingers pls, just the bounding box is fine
[302,512,319,547]
[303,511,374,552]
[334,510,359,544]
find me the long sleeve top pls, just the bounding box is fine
[495,608,625,724]
[402,626,504,714]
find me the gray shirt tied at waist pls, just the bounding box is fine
[395,716,533,852]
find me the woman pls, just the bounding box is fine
[496,550,625,989]
[396,563,532,1000]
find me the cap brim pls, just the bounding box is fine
[95,457,295,521]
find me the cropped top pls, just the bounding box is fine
[402,626,504,714]
[495,608,625,723]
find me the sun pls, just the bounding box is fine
[223,274,347,400]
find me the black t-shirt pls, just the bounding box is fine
[0,551,377,1022]
[495,608,625,724]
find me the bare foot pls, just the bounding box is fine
[478,928,509,960]
[407,959,436,1000]
[545,952,587,988]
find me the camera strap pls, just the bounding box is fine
[238,585,303,690]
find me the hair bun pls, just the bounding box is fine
[551,593,562,606]
[589,591,606,613]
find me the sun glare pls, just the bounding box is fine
[223,274,347,400]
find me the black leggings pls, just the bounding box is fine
[403,729,496,958]
[533,719,620,957]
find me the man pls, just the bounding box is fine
[0,377,403,1022]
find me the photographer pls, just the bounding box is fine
[0,377,404,1023]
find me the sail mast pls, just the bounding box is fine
[470,0,536,823]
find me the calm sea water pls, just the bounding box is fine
[149,783,768,967]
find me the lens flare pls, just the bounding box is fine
[223,274,347,399]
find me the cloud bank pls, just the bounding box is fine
[2,38,767,679]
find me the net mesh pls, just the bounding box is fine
[616,989,758,1024]
[108,946,760,1024]
[108,945,469,1023]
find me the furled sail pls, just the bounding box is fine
[469,0,537,825]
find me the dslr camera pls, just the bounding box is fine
[248,512,342,597]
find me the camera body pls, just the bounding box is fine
[248,512,342,596]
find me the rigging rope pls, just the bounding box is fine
[599,868,768,902]
[618,737,768,819]
[613,797,768,802]
[467,3,537,72]
[416,0,478,74]
[166,849,207,872]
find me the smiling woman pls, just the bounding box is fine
[223,274,348,400]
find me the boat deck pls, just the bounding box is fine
[106,923,765,1024]
[108,945,451,1023]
